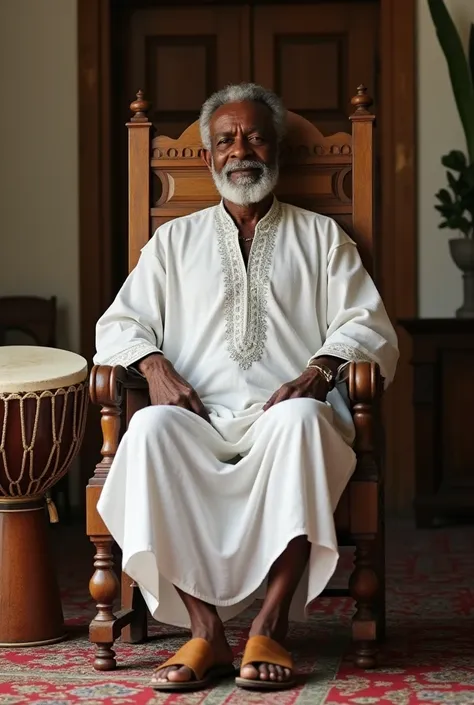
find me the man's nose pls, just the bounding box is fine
[230,136,252,161]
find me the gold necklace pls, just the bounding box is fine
[239,236,254,243]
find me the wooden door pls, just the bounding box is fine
[112,3,250,292]
[128,5,250,138]
[253,3,379,135]
[126,2,379,139]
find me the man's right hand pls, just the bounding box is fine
[137,354,210,423]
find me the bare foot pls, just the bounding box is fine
[240,611,293,684]
[151,616,233,685]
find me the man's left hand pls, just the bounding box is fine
[263,367,331,411]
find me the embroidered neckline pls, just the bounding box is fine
[215,197,282,369]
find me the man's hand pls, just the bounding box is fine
[263,366,331,411]
[137,354,210,423]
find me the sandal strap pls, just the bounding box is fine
[241,635,293,671]
[157,638,214,681]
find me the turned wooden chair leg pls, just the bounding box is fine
[87,366,151,668]
[349,538,380,669]
[121,571,148,643]
[89,535,120,671]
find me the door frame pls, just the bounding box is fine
[78,0,416,513]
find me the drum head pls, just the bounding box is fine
[0,346,88,393]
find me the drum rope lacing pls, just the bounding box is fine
[0,383,88,498]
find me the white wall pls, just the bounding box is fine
[417,0,474,317]
[0,0,79,351]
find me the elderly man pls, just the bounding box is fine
[94,83,398,692]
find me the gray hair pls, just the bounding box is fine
[199,83,287,150]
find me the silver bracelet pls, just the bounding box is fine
[335,361,351,383]
[307,362,335,389]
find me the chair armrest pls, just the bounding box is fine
[90,364,148,407]
[347,361,383,405]
[347,361,383,481]
[88,365,149,487]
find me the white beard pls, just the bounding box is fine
[211,158,279,206]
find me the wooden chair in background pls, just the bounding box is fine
[0,296,57,347]
[86,86,385,672]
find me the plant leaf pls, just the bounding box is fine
[428,0,474,163]
[470,23,474,89]
[466,163,474,187]
[436,188,453,204]
[459,216,472,235]
[441,150,467,171]
[435,203,454,214]
[447,171,458,191]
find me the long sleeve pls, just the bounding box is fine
[312,240,399,386]
[94,247,165,368]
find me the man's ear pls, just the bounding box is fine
[201,149,212,171]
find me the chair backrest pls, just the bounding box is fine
[0,296,57,347]
[126,86,375,275]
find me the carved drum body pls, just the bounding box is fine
[0,346,88,646]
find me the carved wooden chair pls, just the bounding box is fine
[87,86,385,672]
[0,295,57,347]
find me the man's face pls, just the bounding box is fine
[203,100,280,206]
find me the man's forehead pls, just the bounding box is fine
[210,100,274,132]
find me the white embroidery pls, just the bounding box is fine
[315,343,375,364]
[106,342,161,368]
[215,199,282,369]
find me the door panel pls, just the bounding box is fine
[253,3,379,135]
[130,6,250,138]
[114,4,250,289]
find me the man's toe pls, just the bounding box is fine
[167,666,194,682]
[268,664,277,680]
[152,666,173,683]
[240,664,259,680]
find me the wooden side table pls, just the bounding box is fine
[399,318,474,528]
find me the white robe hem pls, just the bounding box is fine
[122,530,340,625]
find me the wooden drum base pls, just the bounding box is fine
[0,498,66,646]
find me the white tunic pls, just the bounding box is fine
[94,198,398,628]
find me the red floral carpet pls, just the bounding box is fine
[1,521,474,705]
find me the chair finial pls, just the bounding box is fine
[130,90,150,123]
[351,85,373,115]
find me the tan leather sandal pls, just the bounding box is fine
[150,637,235,692]
[235,634,296,690]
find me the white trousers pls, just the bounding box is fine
[97,398,357,628]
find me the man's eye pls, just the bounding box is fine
[250,136,264,143]
[218,138,230,145]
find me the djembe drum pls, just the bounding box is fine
[0,346,88,646]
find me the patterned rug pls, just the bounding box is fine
[0,521,473,705]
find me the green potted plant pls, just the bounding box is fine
[428,0,474,317]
